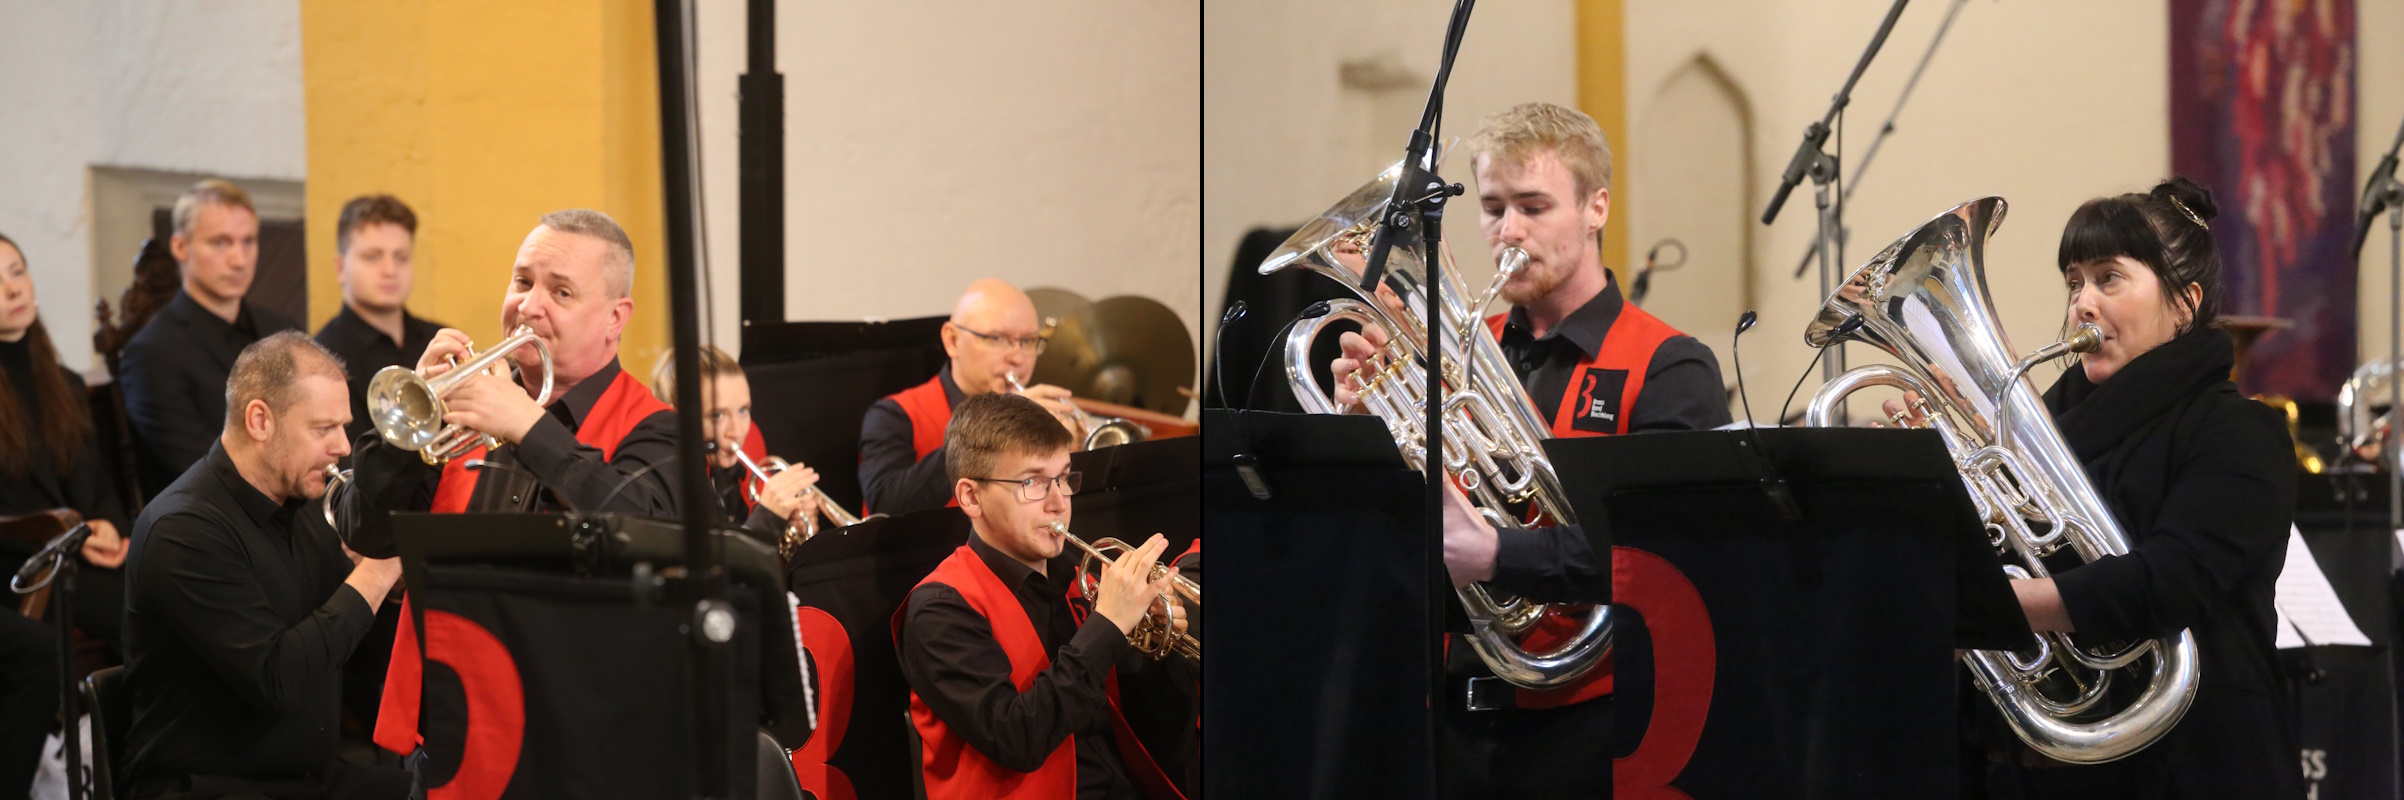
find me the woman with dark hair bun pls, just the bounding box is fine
[1969,178,2301,797]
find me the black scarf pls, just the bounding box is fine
[2042,326,2235,461]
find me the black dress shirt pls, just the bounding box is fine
[345,358,680,558]
[0,337,132,647]
[121,441,374,784]
[858,364,964,515]
[1484,276,1732,603]
[898,535,1145,799]
[709,462,799,547]
[313,305,445,444]
[120,290,302,499]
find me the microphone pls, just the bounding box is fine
[1780,316,1866,424]
[1243,301,1336,412]
[2352,148,2401,260]
[1731,312,1802,521]
[1211,301,1249,408]
[11,522,94,593]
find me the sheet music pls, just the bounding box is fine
[2274,525,2371,648]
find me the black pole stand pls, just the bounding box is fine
[738,0,784,327]
[1790,0,1971,280]
[651,0,733,795]
[2352,109,2404,800]
[1354,3,1473,794]
[11,523,93,800]
[1762,0,1911,424]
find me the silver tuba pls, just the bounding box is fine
[2336,358,2404,470]
[1804,197,2199,763]
[1259,155,1608,690]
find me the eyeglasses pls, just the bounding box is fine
[952,323,1048,355]
[970,471,1083,502]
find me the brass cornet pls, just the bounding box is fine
[366,325,556,465]
[322,464,354,531]
[731,449,876,558]
[1008,372,1149,450]
[1049,522,1197,662]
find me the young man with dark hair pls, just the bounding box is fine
[121,332,408,799]
[314,193,446,443]
[894,392,1184,799]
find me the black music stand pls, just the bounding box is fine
[391,513,800,798]
[2288,472,2400,800]
[740,315,949,513]
[1546,428,2024,799]
[1201,410,1439,799]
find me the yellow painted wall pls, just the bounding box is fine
[1578,0,1629,281]
[301,0,669,386]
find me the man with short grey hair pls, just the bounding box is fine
[122,331,409,799]
[345,209,685,768]
[121,178,305,497]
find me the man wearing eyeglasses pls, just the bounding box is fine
[859,278,1088,515]
[895,392,1186,799]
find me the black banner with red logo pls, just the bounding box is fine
[1550,429,2008,800]
[408,566,762,799]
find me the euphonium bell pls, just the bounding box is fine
[1259,151,1609,690]
[1803,197,2199,763]
[1050,522,1197,662]
[367,325,556,465]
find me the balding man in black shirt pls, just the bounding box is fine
[122,332,407,800]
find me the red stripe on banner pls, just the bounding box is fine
[1613,546,1715,800]
[791,606,858,800]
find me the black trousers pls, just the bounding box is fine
[134,762,413,800]
[0,612,58,800]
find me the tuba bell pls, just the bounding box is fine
[1258,154,1609,690]
[367,325,555,465]
[1803,197,2199,763]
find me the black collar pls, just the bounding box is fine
[2043,326,2236,460]
[163,289,258,339]
[937,363,965,407]
[550,358,625,430]
[325,303,426,349]
[202,439,304,533]
[968,529,1072,593]
[1499,271,1624,358]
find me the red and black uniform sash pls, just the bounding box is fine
[885,374,959,510]
[373,368,674,755]
[1475,302,1680,709]
[895,546,1186,800]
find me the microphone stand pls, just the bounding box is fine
[1357,1,1473,791]
[12,523,94,800]
[1763,0,1912,424]
[2356,111,2404,539]
[1791,0,1970,280]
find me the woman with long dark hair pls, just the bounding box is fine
[0,233,133,649]
[1965,179,2299,797]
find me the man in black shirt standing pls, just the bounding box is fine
[121,179,305,499]
[1329,102,1731,798]
[314,194,445,444]
[122,332,407,799]
[895,393,1186,799]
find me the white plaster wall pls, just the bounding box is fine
[2358,0,2404,365]
[693,0,1202,397]
[1203,0,1579,370]
[0,0,306,372]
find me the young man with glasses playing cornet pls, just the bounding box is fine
[895,392,1188,799]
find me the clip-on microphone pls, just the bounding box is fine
[1227,301,1339,500]
[1733,311,1803,521]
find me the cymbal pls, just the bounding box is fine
[1031,294,1195,416]
[1026,288,1094,338]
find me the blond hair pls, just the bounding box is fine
[650,344,743,408]
[172,178,257,238]
[1467,102,1614,199]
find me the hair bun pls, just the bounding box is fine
[2153,177,2219,222]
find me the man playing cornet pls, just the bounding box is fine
[895,392,1188,799]
[343,209,682,767]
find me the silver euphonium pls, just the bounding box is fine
[1804,197,2199,763]
[1259,155,1608,690]
[2337,358,2404,470]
